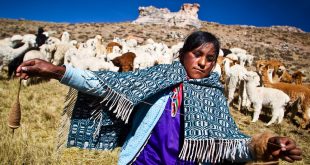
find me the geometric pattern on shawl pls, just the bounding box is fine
[57,88,127,151]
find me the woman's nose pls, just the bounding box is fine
[198,56,206,68]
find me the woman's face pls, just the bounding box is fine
[181,43,216,79]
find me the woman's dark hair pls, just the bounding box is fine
[179,31,220,59]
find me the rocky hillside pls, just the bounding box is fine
[0,18,309,81]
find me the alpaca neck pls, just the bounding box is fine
[261,69,273,87]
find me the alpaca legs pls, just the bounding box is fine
[228,86,236,105]
[277,108,285,124]
[252,104,262,122]
[227,76,238,106]
[266,108,280,126]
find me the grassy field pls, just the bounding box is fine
[0,75,309,164]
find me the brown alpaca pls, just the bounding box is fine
[112,52,136,72]
[106,42,122,54]
[256,59,285,83]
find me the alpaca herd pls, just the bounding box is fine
[218,49,310,129]
[0,29,309,129]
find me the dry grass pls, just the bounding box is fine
[0,78,120,164]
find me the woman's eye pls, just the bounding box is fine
[206,56,215,62]
[193,52,201,57]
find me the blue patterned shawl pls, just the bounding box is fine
[59,61,250,163]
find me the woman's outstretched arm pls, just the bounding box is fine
[16,58,107,97]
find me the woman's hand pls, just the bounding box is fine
[16,59,66,80]
[267,136,302,163]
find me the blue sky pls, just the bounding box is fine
[1,0,309,32]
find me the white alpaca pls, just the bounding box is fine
[229,47,253,67]
[0,35,23,48]
[230,47,247,55]
[243,71,290,125]
[0,38,36,71]
[52,43,75,66]
[61,32,70,43]
[223,57,250,110]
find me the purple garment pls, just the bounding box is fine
[133,97,195,165]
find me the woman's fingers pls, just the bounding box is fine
[283,155,294,163]
[16,58,65,80]
[283,147,302,162]
[16,59,37,77]
[17,60,36,71]
[268,137,303,162]
[287,147,302,155]
[288,155,302,161]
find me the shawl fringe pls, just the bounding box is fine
[84,73,135,125]
[57,88,78,152]
[100,87,134,124]
[179,138,251,163]
[83,79,134,139]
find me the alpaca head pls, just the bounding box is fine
[243,71,260,86]
[246,55,254,66]
[112,52,136,72]
[277,65,286,76]
[46,37,60,45]
[61,32,70,42]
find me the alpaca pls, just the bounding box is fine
[243,71,290,125]
[0,35,23,48]
[256,59,285,83]
[61,31,70,43]
[112,52,136,72]
[223,57,250,111]
[0,38,37,73]
[106,42,122,54]
[35,27,48,47]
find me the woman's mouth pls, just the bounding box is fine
[193,68,205,73]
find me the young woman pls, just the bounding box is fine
[16,31,302,164]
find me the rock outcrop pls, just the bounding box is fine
[132,3,201,28]
[269,26,305,33]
